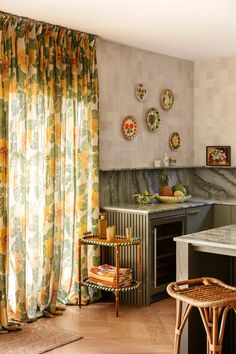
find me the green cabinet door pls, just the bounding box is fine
[186,205,213,234]
[214,205,232,228]
[231,205,236,224]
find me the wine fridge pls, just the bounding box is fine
[150,214,185,299]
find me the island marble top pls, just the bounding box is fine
[102,197,236,214]
[174,224,236,250]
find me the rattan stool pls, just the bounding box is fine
[167,277,236,354]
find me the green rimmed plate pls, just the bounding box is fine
[146,107,161,132]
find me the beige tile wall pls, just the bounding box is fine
[194,57,236,166]
[97,39,194,170]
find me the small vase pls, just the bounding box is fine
[163,152,169,167]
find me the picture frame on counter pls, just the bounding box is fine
[206,146,231,166]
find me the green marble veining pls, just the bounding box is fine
[100,167,236,206]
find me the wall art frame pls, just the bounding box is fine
[206,146,231,166]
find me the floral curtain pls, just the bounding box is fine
[0,12,99,327]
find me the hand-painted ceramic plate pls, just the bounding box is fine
[122,115,138,140]
[169,132,181,150]
[146,107,161,132]
[156,194,191,203]
[160,89,174,110]
[135,83,147,102]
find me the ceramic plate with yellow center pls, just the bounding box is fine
[169,132,181,150]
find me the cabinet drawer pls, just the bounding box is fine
[186,205,213,234]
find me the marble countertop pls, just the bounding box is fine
[102,197,236,214]
[102,198,213,214]
[175,224,236,250]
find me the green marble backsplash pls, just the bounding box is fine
[100,168,236,206]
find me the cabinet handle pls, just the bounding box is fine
[188,209,200,215]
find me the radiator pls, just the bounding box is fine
[105,209,149,305]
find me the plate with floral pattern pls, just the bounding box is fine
[146,107,161,132]
[169,132,181,150]
[160,89,174,110]
[122,115,138,140]
[135,83,147,102]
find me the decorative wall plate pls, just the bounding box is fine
[160,89,174,110]
[169,132,181,150]
[122,115,138,140]
[146,107,161,132]
[135,83,147,102]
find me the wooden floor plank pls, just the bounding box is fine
[44,298,176,354]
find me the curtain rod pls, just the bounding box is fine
[0,10,97,38]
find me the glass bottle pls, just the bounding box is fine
[98,212,107,239]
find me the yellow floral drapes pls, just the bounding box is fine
[0,12,99,327]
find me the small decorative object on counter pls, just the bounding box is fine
[106,226,116,242]
[133,191,154,205]
[169,157,176,166]
[160,89,174,110]
[135,83,147,102]
[163,152,169,167]
[154,160,161,167]
[122,115,138,140]
[169,132,181,150]
[146,107,161,132]
[98,212,107,239]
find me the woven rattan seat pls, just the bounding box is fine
[167,277,236,354]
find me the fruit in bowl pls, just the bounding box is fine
[133,191,154,205]
[173,190,185,197]
[172,183,188,196]
[156,179,191,203]
[158,170,173,196]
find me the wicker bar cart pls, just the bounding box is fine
[78,234,142,317]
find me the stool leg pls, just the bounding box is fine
[199,307,229,354]
[212,307,219,354]
[199,308,213,352]
[174,300,193,354]
[207,307,213,354]
[218,307,229,349]
[174,300,182,354]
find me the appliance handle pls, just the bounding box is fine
[154,227,157,288]
[188,209,200,215]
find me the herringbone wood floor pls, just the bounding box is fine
[46,297,175,354]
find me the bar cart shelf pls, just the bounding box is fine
[78,234,142,317]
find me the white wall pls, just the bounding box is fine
[194,57,236,166]
[97,39,194,170]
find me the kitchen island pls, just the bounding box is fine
[175,224,236,354]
